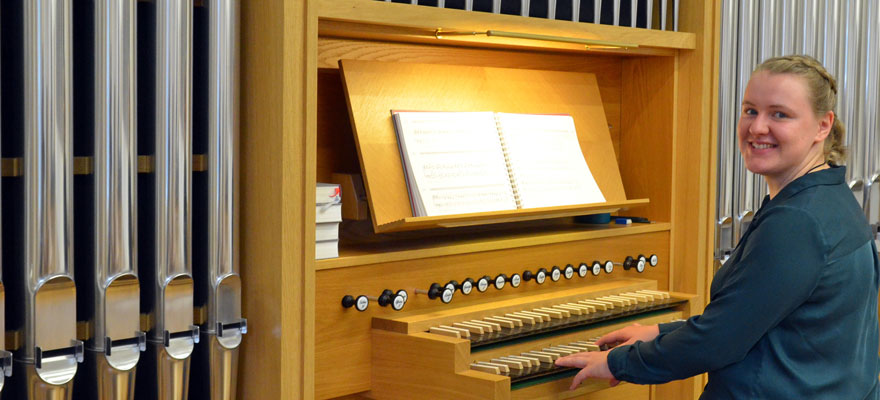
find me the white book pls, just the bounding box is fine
[316,222,340,242]
[316,203,342,223]
[317,182,341,204]
[393,111,518,217]
[316,182,343,223]
[494,112,605,209]
[316,239,339,260]
[392,111,604,217]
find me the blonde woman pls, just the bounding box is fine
[557,55,880,399]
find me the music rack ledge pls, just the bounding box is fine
[374,198,649,232]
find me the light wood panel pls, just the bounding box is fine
[320,222,671,270]
[239,0,316,398]
[318,0,696,52]
[340,59,630,232]
[619,57,675,224]
[241,0,722,398]
[368,301,682,399]
[316,43,624,183]
[315,231,670,398]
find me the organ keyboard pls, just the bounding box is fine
[370,279,692,399]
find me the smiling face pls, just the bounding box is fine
[738,71,833,197]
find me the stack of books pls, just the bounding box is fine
[316,183,342,259]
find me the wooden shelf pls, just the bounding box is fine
[376,198,649,232]
[319,0,696,56]
[316,220,671,270]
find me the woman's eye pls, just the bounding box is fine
[773,111,788,118]
[743,108,757,116]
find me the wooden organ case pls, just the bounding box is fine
[239,1,719,399]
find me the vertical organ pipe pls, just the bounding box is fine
[865,0,880,226]
[841,0,864,203]
[733,0,759,240]
[190,1,246,399]
[136,0,198,399]
[0,5,13,392]
[716,0,737,262]
[8,1,83,398]
[74,0,145,398]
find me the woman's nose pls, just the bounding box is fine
[749,113,770,135]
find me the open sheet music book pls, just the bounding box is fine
[392,111,605,217]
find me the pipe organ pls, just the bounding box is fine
[239,0,717,399]
[0,0,244,399]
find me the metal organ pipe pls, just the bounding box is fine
[72,0,145,398]
[190,1,246,399]
[0,12,12,390]
[2,0,84,398]
[135,0,198,399]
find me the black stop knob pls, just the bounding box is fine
[341,295,356,308]
[428,283,445,299]
[523,270,535,281]
[377,293,393,307]
[623,256,636,270]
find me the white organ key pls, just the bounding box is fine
[599,296,629,306]
[624,291,655,301]
[476,361,509,373]
[519,310,551,322]
[555,344,589,354]
[638,289,670,299]
[533,308,565,319]
[466,320,495,332]
[553,304,585,315]
[506,313,538,325]
[507,355,540,367]
[565,302,595,312]
[491,358,524,369]
[618,293,650,302]
[472,320,502,331]
[470,363,500,374]
[543,347,576,356]
[437,325,471,338]
[453,322,485,334]
[527,351,559,361]
[429,327,461,338]
[574,341,601,351]
[561,343,591,351]
[484,316,518,328]
[578,299,609,310]
[546,306,573,317]
[521,352,554,363]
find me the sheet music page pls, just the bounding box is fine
[495,113,606,208]
[393,111,518,216]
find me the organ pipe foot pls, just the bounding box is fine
[9,359,76,400]
[190,329,243,400]
[136,337,195,400]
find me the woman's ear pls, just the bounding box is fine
[815,110,833,143]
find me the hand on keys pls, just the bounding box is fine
[555,323,660,390]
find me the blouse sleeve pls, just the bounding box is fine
[607,206,826,384]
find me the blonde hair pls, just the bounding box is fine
[753,55,846,165]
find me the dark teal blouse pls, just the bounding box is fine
[607,166,880,399]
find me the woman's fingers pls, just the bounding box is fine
[570,367,593,390]
[555,354,589,368]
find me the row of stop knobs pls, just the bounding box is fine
[342,254,657,312]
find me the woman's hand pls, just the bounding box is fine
[555,351,617,390]
[596,323,660,348]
